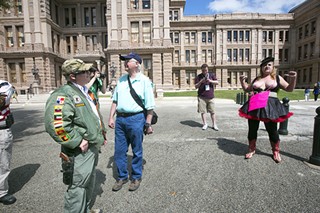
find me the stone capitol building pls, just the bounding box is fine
[0,0,319,94]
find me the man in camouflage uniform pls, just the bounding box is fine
[44,59,107,213]
[0,80,16,205]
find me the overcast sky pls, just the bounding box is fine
[184,0,307,15]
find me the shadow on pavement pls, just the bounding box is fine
[180,120,202,128]
[8,163,40,194]
[107,155,147,180]
[90,169,106,209]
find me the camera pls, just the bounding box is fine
[100,73,106,79]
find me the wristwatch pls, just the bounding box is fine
[144,123,151,128]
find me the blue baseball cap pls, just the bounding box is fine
[119,52,142,64]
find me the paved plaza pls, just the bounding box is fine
[1,95,320,213]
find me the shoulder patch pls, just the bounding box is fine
[73,95,82,104]
[56,96,65,105]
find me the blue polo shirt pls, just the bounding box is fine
[112,73,155,113]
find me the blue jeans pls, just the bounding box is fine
[114,112,145,180]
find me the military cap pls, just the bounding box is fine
[62,59,93,76]
[119,52,142,64]
[260,57,274,67]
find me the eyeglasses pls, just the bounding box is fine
[0,82,9,88]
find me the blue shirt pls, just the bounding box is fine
[112,73,155,113]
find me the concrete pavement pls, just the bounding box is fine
[1,95,320,213]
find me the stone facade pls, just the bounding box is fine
[0,0,319,94]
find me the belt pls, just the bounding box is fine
[269,91,277,98]
[116,111,143,117]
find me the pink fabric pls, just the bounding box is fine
[248,91,270,112]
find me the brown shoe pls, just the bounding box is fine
[112,179,128,191]
[129,179,141,191]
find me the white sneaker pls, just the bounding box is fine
[202,124,208,130]
[213,125,219,131]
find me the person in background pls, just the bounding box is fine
[313,83,319,101]
[304,87,310,101]
[239,57,296,163]
[0,80,16,205]
[108,52,155,192]
[86,65,107,108]
[44,59,107,213]
[195,63,219,131]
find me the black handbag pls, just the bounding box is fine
[127,75,158,125]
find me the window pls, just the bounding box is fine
[142,22,151,43]
[17,26,24,47]
[245,49,249,61]
[73,36,77,53]
[15,0,23,15]
[185,32,190,44]
[227,49,231,62]
[85,36,91,51]
[208,32,212,43]
[285,30,289,41]
[186,50,190,63]
[91,8,97,26]
[174,50,180,64]
[239,49,243,62]
[279,49,283,62]
[245,31,250,41]
[233,31,238,42]
[305,24,309,37]
[19,62,26,83]
[169,11,172,20]
[72,8,76,26]
[310,42,315,57]
[298,46,302,60]
[5,26,13,47]
[262,49,267,59]
[268,49,273,57]
[233,49,238,62]
[262,31,267,42]
[303,69,306,82]
[142,0,150,9]
[190,32,196,44]
[174,11,178,21]
[304,44,308,58]
[186,71,196,87]
[131,0,139,9]
[202,32,206,43]
[104,34,108,48]
[311,21,316,34]
[279,31,284,41]
[92,35,97,50]
[65,8,70,26]
[131,22,139,43]
[66,36,71,53]
[174,32,180,44]
[208,50,212,63]
[83,7,96,27]
[84,8,90,26]
[191,50,196,63]
[239,31,243,41]
[268,31,273,42]
[284,49,288,62]
[298,27,302,39]
[9,63,17,83]
[227,31,231,41]
[202,50,206,63]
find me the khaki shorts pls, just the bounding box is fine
[197,97,215,113]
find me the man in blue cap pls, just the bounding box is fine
[108,52,155,191]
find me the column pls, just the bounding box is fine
[23,0,32,50]
[162,52,173,90]
[163,0,171,46]
[33,0,43,50]
[152,0,161,46]
[110,0,118,48]
[121,0,129,47]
